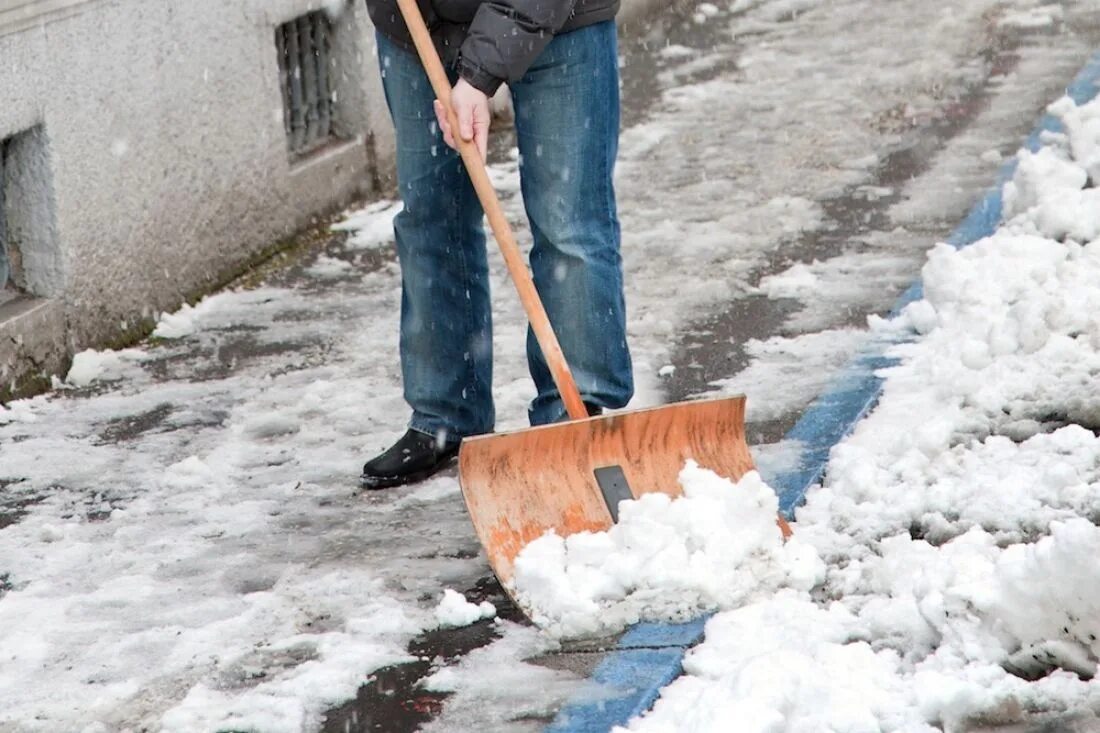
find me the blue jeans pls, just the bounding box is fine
[377,21,633,440]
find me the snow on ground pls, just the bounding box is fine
[607,90,1100,733]
[64,348,149,388]
[418,623,580,733]
[2,0,1100,729]
[0,282,431,731]
[618,0,1097,400]
[434,589,497,629]
[330,200,404,252]
[709,328,869,421]
[512,463,824,638]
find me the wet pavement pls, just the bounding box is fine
[663,12,1086,443]
[317,5,1100,732]
[321,577,524,733]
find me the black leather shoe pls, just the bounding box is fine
[360,429,460,490]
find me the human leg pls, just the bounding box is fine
[508,22,633,426]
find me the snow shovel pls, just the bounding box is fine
[395,0,793,589]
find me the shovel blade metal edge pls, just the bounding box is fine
[457,395,756,589]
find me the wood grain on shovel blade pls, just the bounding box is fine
[458,396,775,588]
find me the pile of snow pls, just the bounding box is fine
[619,94,1100,731]
[65,348,147,387]
[627,522,1100,732]
[508,92,1100,729]
[153,301,205,339]
[434,589,497,629]
[512,463,824,638]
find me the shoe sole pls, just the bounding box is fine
[358,454,458,491]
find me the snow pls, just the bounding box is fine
[982,148,1005,164]
[3,0,1100,728]
[65,348,147,387]
[304,255,356,279]
[0,399,38,425]
[1001,4,1064,29]
[0,275,434,730]
[615,92,1100,732]
[320,0,348,19]
[692,3,721,23]
[151,289,294,340]
[616,593,914,733]
[762,246,926,333]
[330,200,402,251]
[160,589,414,733]
[709,329,869,421]
[757,261,818,299]
[434,588,497,628]
[152,302,201,339]
[511,463,824,639]
[419,623,582,733]
[657,44,696,60]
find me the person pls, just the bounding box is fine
[360,0,633,489]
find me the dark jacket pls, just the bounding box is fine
[365,0,620,95]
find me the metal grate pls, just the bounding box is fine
[0,125,55,301]
[276,10,337,157]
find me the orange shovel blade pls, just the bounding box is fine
[458,395,784,588]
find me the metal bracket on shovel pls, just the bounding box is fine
[594,466,633,523]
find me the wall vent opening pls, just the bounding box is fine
[276,10,342,159]
[0,126,61,305]
[0,138,14,306]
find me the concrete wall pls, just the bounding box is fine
[0,0,393,399]
[0,0,664,400]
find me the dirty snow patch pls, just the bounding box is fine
[305,255,356,279]
[420,622,581,732]
[332,200,402,251]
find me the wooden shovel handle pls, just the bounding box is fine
[394,0,589,421]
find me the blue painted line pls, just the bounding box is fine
[545,618,710,733]
[548,49,1100,732]
[615,617,710,649]
[545,647,690,733]
[776,48,1100,516]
